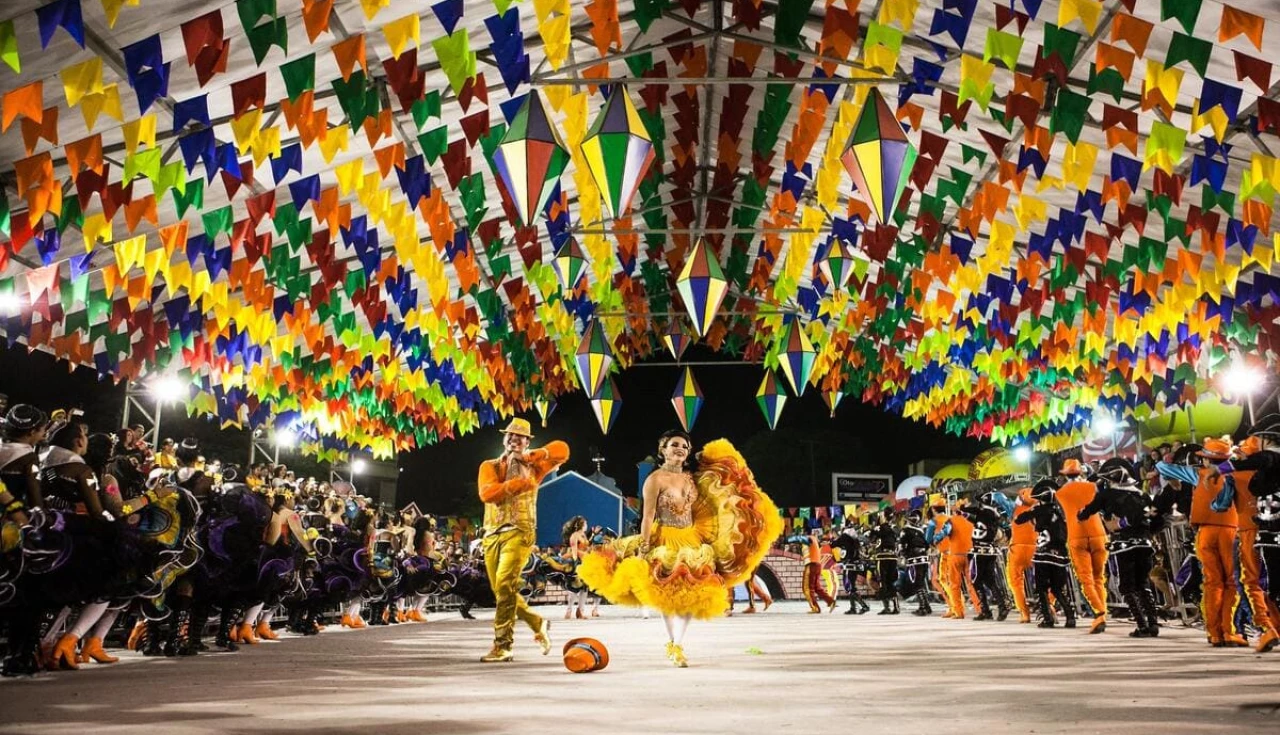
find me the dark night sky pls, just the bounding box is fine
[0,342,990,515]
[396,344,990,515]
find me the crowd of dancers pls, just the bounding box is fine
[819,415,1280,651]
[5,395,1279,677]
[0,400,607,678]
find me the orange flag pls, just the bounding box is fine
[301,0,334,42]
[1111,13,1153,58]
[332,34,366,82]
[2,81,43,132]
[1220,5,1265,51]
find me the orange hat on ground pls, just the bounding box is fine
[563,638,609,673]
[1198,437,1232,459]
[1060,458,1084,476]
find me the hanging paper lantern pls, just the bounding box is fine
[840,87,918,225]
[822,389,844,418]
[491,90,570,227]
[663,319,691,361]
[819,238,856,292]
[552,237,587,291]
[535,399,556,427]
[756,371,787,430]
[777,320,815,396]
[590,377,622,434]
[675,240,728,338]
[670,367,704,432]
[575,320,614,397]
[580,87,656,220]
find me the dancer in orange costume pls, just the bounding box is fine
[1219,436,1280,652]
[1007,487,1037,623]
[803,533,838,613]
[476,418,568,663]
[1055,459,1109,634]
[1215,416,1280,653]
[1156,438,1245,647]
[928,498,973,619]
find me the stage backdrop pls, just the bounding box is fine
[536,471,625,548]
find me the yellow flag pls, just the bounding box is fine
[100,0,141,27]
[319,124,349,163]
[382,14,419,59]
[113,234,146,274]
[1058,0,1102,33]
[360,0,390,20]
[82,212,112,252]
[122,114,156,154]
[80,84,123,130]
[60,57,103,107]
[878,0,918,28]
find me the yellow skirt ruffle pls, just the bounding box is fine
[578,439,784,620]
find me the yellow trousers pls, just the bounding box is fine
[483,528,543,651]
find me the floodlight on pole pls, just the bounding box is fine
[351,458,368,475]
[1013,446,1032,463]
[274,429,298,449]
[1221,361,1265,396]
[151,375,187,403]
[1220,360,1266,424]
[1091,414,1117,438]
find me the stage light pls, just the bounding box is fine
[351,458,368,475]
[1221,361,1265,396]
[151,375,187,403]
[1092,415,1117,437]
[1013,446,1032,463]
[274,429,298,448]
[0,292,21,315]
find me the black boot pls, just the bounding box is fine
[1036,591,1056,628]
[2,613,40,677]
[876,598,892,615]
[974,596,993,621]
[286,606,305,634]
[996,594,1011,621]
[188,608,209,652]
[1139,587,1160,637]
[1124,593,1147,638]
[215,607,240,651]
[459,602,476,620]
[913,591,931,616]
[890,596,900,615]
[165,609,195,657]
[142,616,166,656]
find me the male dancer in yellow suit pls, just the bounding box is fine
[477,418,569,662]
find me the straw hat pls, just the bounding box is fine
[500,418,534,438]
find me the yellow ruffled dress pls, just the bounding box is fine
[578,439,784,619]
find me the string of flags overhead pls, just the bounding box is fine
[0,0,1278,460]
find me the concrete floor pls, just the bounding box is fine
[1,601,1277,734]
